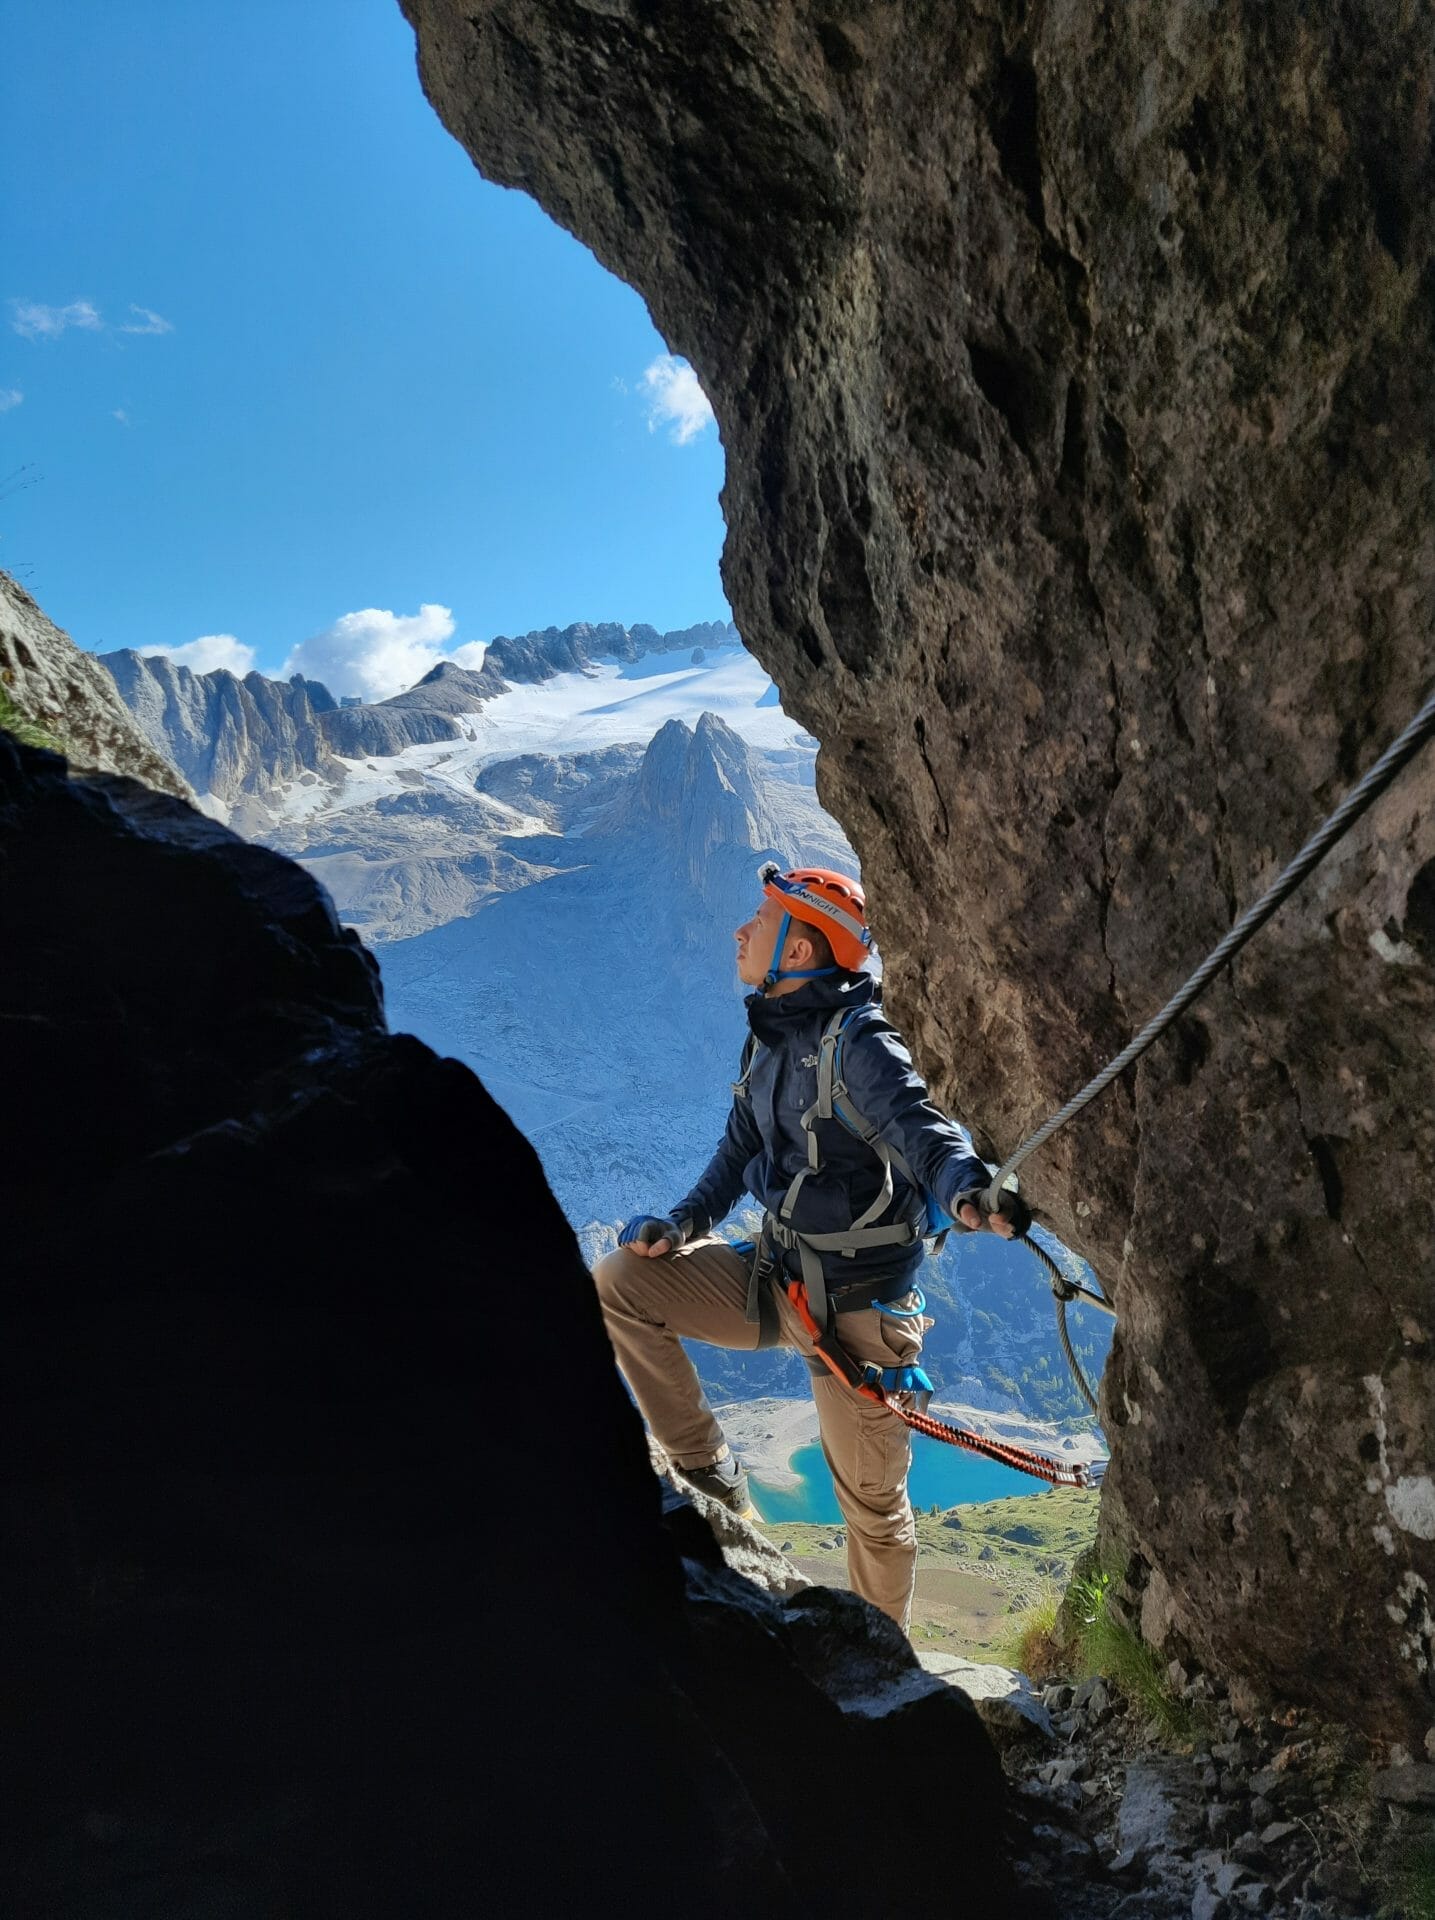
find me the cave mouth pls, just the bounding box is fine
[6,0,1116,1645]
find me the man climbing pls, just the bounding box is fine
[592,863,1029,1630]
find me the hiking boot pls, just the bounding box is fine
[676,1451,753,1517]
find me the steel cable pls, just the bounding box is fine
[986,684,1435,1203]
[983,683,1435,1424]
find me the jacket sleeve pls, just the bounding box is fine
[838,1016,989,1217]
[669,1094,764,1238]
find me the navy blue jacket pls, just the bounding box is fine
[671,971,988,1288]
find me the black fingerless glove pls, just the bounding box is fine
[618,1214,689,1249]
[955,1187,1033,1237]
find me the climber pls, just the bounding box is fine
[591,862,1030,1631]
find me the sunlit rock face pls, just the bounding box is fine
[400,0,1435,1736]
[0,571,191,800]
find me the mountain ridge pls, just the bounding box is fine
[98,617,742,820]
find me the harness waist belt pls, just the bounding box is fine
[761,1212,921,1323]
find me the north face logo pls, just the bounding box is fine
[801,1054,819,1069]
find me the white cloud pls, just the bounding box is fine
[11,298,104,340]
[141,634,257,676]
[120,305,173,336]
[136,606,485,701]
[641,354,715,445]
[0,389,21,412]
[281,603,459,701]
[111,408,130,426]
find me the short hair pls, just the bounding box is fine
[792,921,836,970]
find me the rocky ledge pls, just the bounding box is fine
[1,569,191,800]
[1007,1666,1435,1917]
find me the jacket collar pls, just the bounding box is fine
[745,969,876,1041]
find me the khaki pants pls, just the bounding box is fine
[592,1236,927,1630]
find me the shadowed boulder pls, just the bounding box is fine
[0,734,1006,1915]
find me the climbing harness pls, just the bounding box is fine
[783,1275,1092,1489]
[983,682,1435,1414]
[736,1003,1092,1485]
[735,1003,939,1332]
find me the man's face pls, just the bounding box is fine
[734,896,787,986]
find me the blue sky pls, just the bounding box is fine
[1,0,730,692]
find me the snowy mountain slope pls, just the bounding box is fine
[97,619,1110,1419]
[99,626,808,940]
[377,712,852,1221]
[99,632,802,834]
[252,647,808,941]
[376,713,1110,1421]
[415,643,807,769]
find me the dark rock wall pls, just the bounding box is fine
[0,736,1005,1913]
[399,0,1435,1737]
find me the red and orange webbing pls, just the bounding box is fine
[785,1279,1090,1491]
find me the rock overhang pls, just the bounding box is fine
[396,0,1435,1737]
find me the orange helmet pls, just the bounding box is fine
[759,861,873,977]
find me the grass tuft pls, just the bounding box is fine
[1384,1830,1435,1920]
[1069,1564,1213,1746]
[999,1583,1065,1682]
[0,682,62,752]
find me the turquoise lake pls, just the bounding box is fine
[751,1439,1051,1525]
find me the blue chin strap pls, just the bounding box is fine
[762,910,839,992]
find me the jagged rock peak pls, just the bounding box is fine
[280,672,339,714]
[635,715,696,820]
[487,617,739,683]
[378,659,507,713]
[412,659,474,686]
[102,646,341,806]
[633,711,781,898]
[684,710,766,823]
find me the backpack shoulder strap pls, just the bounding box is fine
[732,1032,761,1101]
[826,1008,922,1193]
[813,1008,853,1122]
[788,1007,894,1234]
